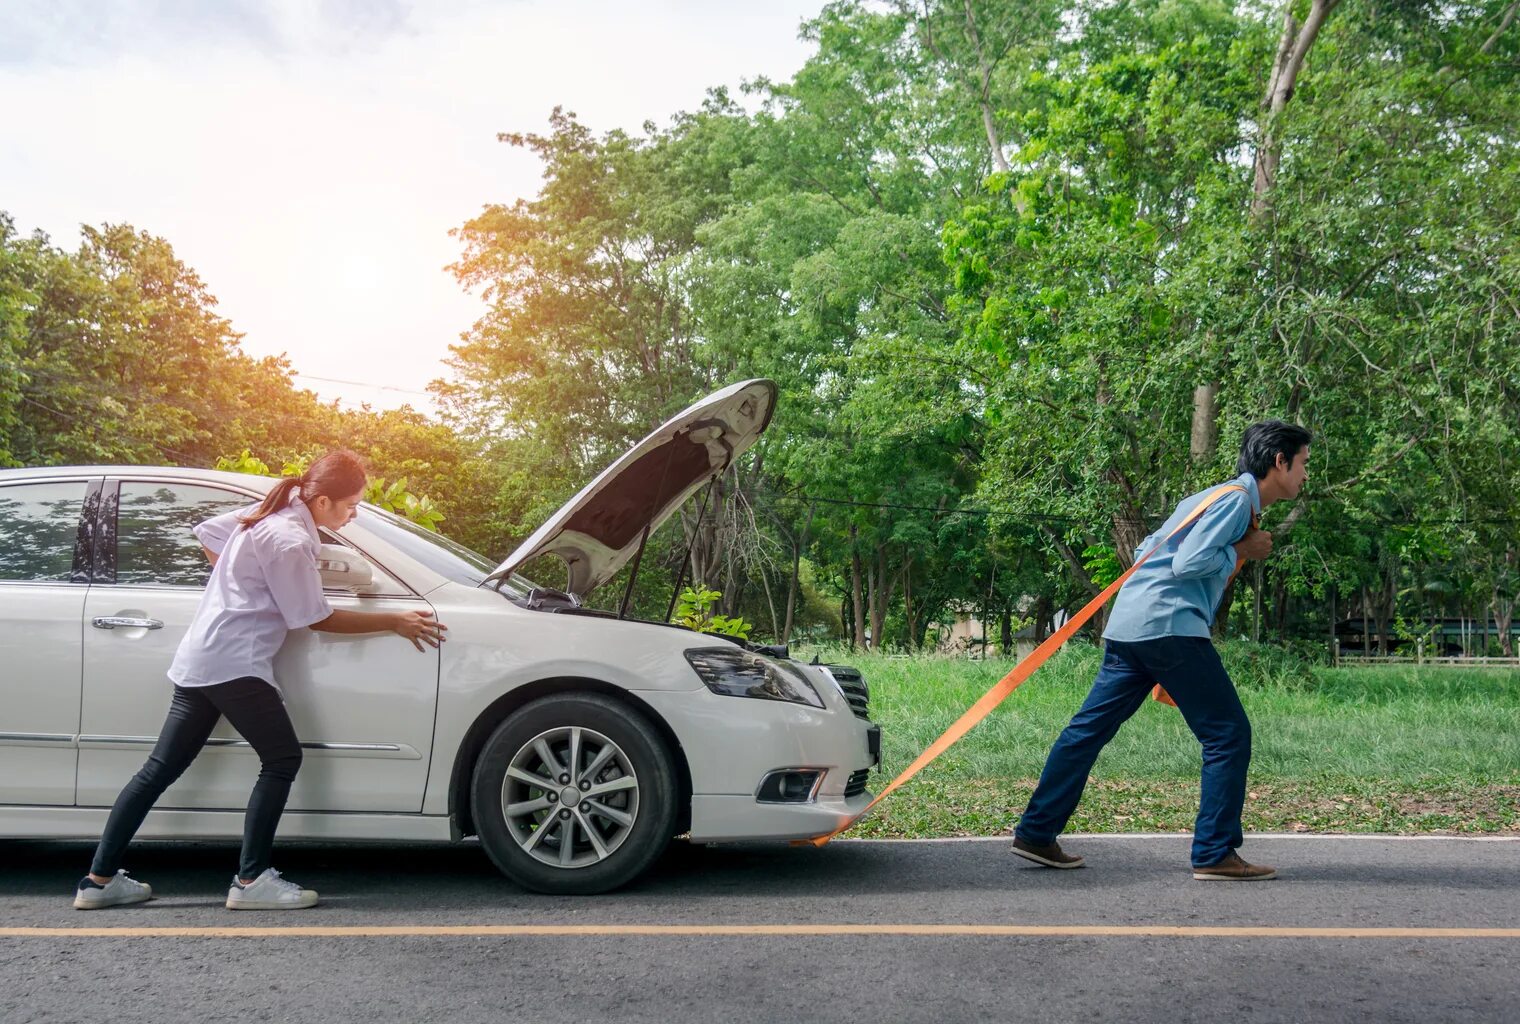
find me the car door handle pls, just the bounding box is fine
[92,616,165,630]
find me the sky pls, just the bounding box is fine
[0,0,823,413]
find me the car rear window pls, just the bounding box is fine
[0,480,90,582]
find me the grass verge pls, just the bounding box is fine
[793,642,1520,839]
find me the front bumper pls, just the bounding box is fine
[688,790,874,842]
[635,682,879,843]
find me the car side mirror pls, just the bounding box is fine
[316,543,377,593]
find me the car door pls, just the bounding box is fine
[76,476,441,813]
[0,476,99,805]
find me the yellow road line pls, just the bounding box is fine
[4,924,1519,939]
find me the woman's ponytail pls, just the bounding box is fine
[238,450,368,530]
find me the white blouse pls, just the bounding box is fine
[167,497,334,693]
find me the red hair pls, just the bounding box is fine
[239,450,368,530]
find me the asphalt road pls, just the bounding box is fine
[3,834,1517,1023]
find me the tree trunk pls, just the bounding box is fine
[1191,383,1220,463]
[1441,0,1519,73]
[850,527,867,650]
[721,535,743,617]
[902,551,916,650]
[759,565,779,643]
[1368,583,1380,653]
[1376,559,1398,656]
[960,0,1011,174]
[1328,584,1337,661]
[1252,564,1264,642]
[1110,515,1147,573]
[1214,578,1237,639]
[916,603,941,651]
[1000,606,1013,656]
[1494,544,1517,657]
[687,473,727,591]
[781,504,814,643]
[1251,0,1339,221]
[869,543,890,652]
[1033,594,1051,643]
[1480,1,1520,54]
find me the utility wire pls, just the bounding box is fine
[756,489,1081,522]
[33,363,1507,530]
[291,373,435,398]
[751,488,1520,529]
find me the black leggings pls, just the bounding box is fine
[90,677,303,881]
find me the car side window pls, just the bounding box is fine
[115,482,252,588]
[0,481,90,582]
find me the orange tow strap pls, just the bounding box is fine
[804,483,1249,846]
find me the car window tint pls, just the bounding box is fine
[116,482,252,587]
[0,481,88,582]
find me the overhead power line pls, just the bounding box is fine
[198,369,1520,531]
[753,489,1520,529]
[291,373,435,398]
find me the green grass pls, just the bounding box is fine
[792,642,1520,838]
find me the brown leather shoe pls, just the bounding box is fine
[1010,836,1085,869]
[1192,852,1277,881]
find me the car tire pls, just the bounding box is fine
[470,693,677,895]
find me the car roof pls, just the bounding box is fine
[0,465,278,492]
[0,464,458,594]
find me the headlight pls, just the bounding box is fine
[684,647,826,708]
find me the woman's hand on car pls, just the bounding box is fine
[392,610,448,651]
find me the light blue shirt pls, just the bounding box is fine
[1102,473,1261,642]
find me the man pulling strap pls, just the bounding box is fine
[1011,420,1311,880]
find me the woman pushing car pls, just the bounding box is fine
[74,450,446,911]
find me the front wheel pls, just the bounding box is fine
[470,693,678,894]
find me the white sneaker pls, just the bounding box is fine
[225,867,319,910]
[74,870,153,910]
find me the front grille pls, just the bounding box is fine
[844,768,871,798]
[825,664,870,720]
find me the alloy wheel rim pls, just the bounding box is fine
[501,726,640,869]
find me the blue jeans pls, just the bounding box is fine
[90,678,303,881]
[1015,637,1251,867]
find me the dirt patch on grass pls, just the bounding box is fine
[847,776,1520,839]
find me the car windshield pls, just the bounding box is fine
[356,505,536,598]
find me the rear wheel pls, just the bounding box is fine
[470,693,677,894]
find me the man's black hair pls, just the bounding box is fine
[1236,420,1312,478]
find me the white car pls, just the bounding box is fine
[0,379,879,894]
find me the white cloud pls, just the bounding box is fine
[0,0,821,412]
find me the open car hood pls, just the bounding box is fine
[483,378,778,600]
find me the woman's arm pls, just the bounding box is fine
[310,608,448,652]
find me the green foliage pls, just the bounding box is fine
[214,449,271,477]
[1081,544,1122,589]
[672,586,754,639]
[7,0,1517,653]
[365,477,445,532]
[213,449,446,532]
